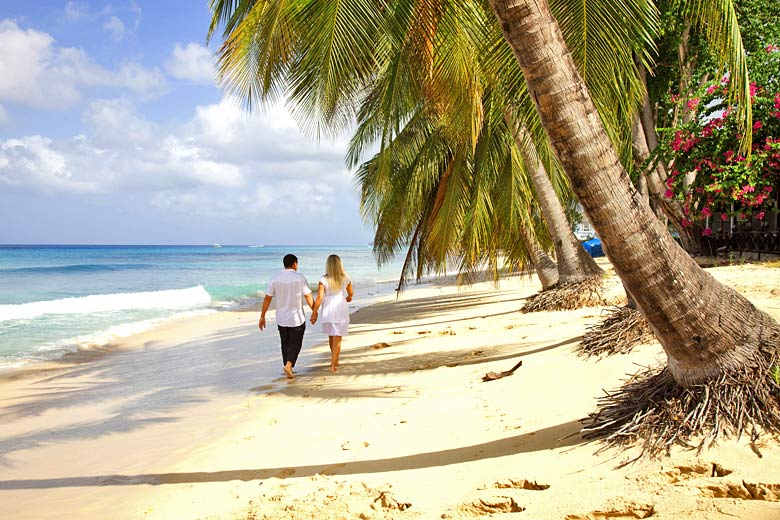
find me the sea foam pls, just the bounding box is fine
[0,286,212,322]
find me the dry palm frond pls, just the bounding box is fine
[521,275,610,312]
[582,350,780,464]
[579,306,655,358]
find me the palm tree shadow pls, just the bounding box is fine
[0,419,586,489]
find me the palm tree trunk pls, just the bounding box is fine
[488,0,780,386]
[506,116,603,284]
[635,63,705,255]
[519,225,559,290]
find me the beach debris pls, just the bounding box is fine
[372,342,392,349]
[482,360,523,382]
[578,306,655,359]
[417,330,431,335]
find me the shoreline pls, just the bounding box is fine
[0,274,407,380]
[1,261,779,519]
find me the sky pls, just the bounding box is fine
[0,1,376,246]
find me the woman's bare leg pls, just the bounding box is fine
[329,336,342,372]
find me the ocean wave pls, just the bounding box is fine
[0,309,217,371]
[0,286,212,322]
[1,263,156,275]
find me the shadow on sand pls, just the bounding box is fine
[0,419,586,489]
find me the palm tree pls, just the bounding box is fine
[207,0,652,308]
[208,0,780,451]
[488,0,780,451]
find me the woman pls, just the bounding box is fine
[311,254,354,372]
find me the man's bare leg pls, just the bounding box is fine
[284,361,294,379]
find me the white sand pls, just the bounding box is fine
[1,261,779,519]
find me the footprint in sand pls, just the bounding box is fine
[565,500,654,519]
[664,462,732,483]
[451,496,525,516]
[491,478,550,491]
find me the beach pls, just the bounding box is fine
[1,260,780,519]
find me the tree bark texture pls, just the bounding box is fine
[489,0,780,386]
[507,118,603,284]
[520,224,559,290]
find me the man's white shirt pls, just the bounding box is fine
[266,269,312,327]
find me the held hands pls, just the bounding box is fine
[310,310,318,325]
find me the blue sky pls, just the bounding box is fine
[0,1,375,245]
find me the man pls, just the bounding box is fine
[259,253,314,379]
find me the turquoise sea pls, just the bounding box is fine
[0,245,403,370]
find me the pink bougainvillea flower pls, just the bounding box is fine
[757,211,766,220]
[721,213,729,221]
[754,120,763,130]
[687,98,700,110]
[701,207,712,217]
[664,189,674,198]
[706,84,718,95]
[702,228,713,236]
[749,83,758,97]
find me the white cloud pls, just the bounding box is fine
[129,1,142,30]
[115,62,167,95]
[64,2,87,21]
[103,16,126,42]
[165,42,215,85]
[0,96,350,218]
[0,135,99,193]
[0,19,166,109]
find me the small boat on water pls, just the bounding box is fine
[212,244,222,248]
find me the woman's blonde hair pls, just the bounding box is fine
[325,254,347,291]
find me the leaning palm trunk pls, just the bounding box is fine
[489,0,780,453]
[635,65,705,255]
[506,115,610,312]
[520,225,559,290]
[509,120,603,285]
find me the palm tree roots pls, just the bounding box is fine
[582,353,780,464]
[522,275,609,313]
[578,306,655,358]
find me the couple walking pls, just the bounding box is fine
[258,253,354,378]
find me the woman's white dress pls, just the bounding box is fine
[319,275,350,336]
